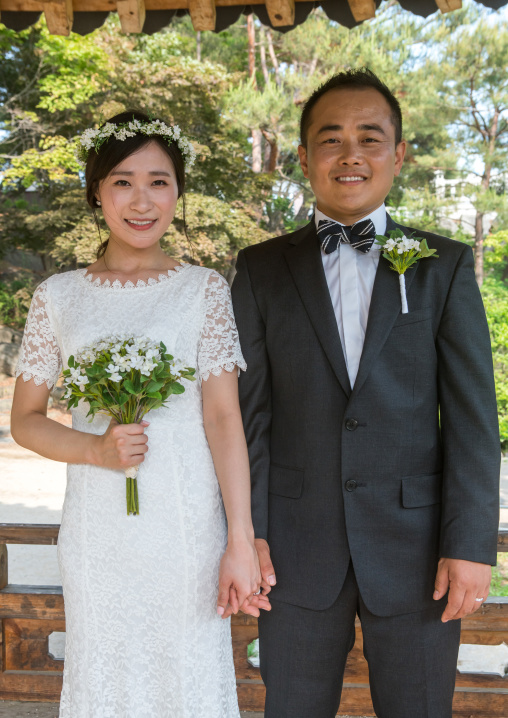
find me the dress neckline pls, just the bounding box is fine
[78,263,191,290]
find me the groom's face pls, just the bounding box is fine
[298,87,406,225]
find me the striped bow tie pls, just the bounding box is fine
[317,218,377,254]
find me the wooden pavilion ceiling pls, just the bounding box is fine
[0,0,506,36]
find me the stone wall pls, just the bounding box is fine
[0,326,22,377]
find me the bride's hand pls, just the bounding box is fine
[91,419,149,469]
[217,535,261,618]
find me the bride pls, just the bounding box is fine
[11,111,267,717]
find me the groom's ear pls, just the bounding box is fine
[394,140,407,177]
[298,144,309,179]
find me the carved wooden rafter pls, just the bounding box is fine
[188,0,216,31]
[42,0,73,35]
[265,0,294,27]
[434,0,462,12]
[117,0,145,32]
[0,0,471,33]
[346,0,376,22]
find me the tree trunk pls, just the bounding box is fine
[252,129,262,173]
[472,108,498,287]
[262,130,278,173]
[263,138,271,171]
[247,14,257,88]
[309,52,318,76]
[196,31,201,62]
[266,29,281,86]
[259,26,270,84]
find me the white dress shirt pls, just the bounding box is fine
[315,204,387,388]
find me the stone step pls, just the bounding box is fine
[0,704,365,717]
[0,706,267,718]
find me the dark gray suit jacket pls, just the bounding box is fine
[231,215,500,617]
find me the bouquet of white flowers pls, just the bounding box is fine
[63,335,196,515]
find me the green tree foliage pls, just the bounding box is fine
[422,5,508,286]
[0,15,270,275]
[482,231,508,448]
[1,3,507,444]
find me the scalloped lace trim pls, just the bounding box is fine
[201,360,247,382]
[16,369,55,390]
[79,263,190,290]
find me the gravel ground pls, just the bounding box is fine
[0,706,365,717]
[0,708,265,717]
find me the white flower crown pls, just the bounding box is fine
[75,118,196,172]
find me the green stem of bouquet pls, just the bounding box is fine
[126,476,139,516]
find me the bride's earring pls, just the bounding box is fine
[96,199,102,206]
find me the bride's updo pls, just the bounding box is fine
[84,111,187,258]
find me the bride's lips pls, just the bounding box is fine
[125,219,157,231]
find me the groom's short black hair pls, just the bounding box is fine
[300,68,403,147]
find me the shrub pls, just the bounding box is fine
[481,278,508,450]
[0,278,37,329]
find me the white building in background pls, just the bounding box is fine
[433,170,498,237]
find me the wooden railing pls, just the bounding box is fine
[1,524,508,715]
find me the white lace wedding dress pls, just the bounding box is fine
[16,263,246,718]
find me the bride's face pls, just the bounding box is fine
[97,141,179,251]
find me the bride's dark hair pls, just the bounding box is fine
[85,110,187,259]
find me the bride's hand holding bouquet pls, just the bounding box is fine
[63,334,195,514]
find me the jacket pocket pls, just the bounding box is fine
[393,307,432,327]
[269,464,304,498]
[401,473,442,508]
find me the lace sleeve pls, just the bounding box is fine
[198,271,247,381]
[15,282,62,390]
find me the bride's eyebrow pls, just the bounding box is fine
[110,170,172,176]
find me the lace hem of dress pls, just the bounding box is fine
[201,360,247,382]
[79,264,190,290]
[16,368,55,390]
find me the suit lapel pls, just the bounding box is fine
[352,214,419,397]
[284,222,351,398]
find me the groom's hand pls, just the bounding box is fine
[255,538,277,595]
[222,539,276,619]
[221,590,272,620]
[434,557,491,622]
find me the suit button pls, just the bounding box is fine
[345,480,357,492]
[345,418,358,431]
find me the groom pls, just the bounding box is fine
[231,69,500,717]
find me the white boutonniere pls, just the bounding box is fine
[376,229,438,314]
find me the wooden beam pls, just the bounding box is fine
[0,585,64,620]
[0,545,7,591]
[498,528,508,551]
[0,524,60,545]
[434,0,462,12]
[43,0,73,35]
[188,0,215,30]
[117,0,145,32]
[0,0,268,11]
[265,0,294,27]
[347,0,376,22]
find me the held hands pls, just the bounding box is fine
[434,558,492,622]
[92,419,149,470]
[218,538,275,619]
[216,536,268,619]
